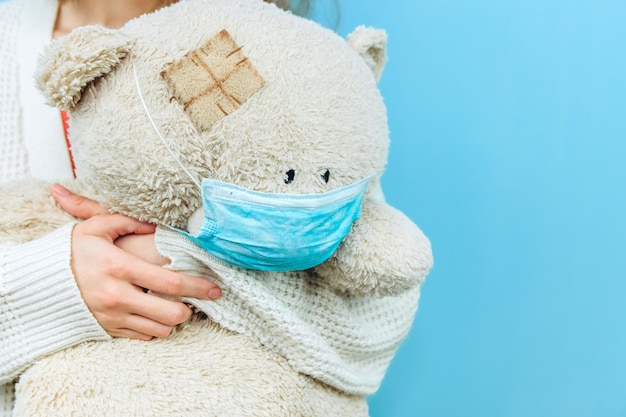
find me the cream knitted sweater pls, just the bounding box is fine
[0,1,110,415]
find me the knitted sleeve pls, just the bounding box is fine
[0,223,111,386]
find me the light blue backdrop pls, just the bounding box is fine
[327,0,626,416]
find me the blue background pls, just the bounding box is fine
[323,0,626,416]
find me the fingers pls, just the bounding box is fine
[92,284,194,332]
[70,214,221,341]
[95,241,221,300]
[84,276,194,339]
[125,260,222,300]
[78,213,156,242]
[120,296,192,339]
[105,308,187,340]
[53,184,157,240]
[51,183,109,219]
[127,291,194,328]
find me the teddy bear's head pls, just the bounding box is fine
[36,0,432,295]
[37,0,390,232]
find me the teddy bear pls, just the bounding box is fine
[1,0,433,415]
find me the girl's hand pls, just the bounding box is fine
[51,184,221,340]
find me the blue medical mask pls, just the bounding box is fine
[134,65,372,271]
[181,177,370,271]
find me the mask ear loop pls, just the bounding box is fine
[133,64,202,190]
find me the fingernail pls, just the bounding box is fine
[51,183,70,197]
[209,287,222,299]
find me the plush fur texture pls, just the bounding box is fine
[36,26,131,111]
[5,0,433,415]
[0,180,79,244]
[14,320,368,417]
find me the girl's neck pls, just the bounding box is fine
[53,0,178,39]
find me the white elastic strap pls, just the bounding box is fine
[133,64,202,189]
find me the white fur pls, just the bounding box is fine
[15,321,368,417]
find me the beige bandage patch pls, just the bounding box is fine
[161,29,265,131]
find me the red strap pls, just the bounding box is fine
[60,110,76,178]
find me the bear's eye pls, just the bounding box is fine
[284,169,295,184]
[321,169,330,183]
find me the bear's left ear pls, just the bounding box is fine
[347,26,387,82]
[36,25,132,110]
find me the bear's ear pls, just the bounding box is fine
[36,26,131,110]
[347,26,387,82]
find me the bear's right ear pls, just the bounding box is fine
[36,26,131,110]
[347,26,387,82]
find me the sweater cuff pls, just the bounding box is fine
[0,223,111,384]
